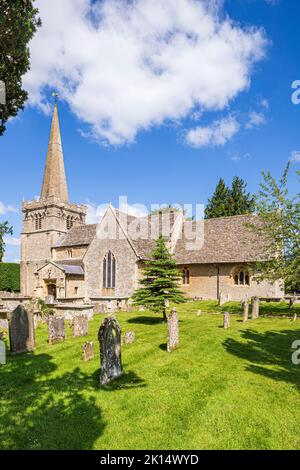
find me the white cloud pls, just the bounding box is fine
[86,200,148,224]
[3,237,21,247]
[24,0,267,145]
[0,202,18,215]
[290,150,300,163]
[245,111,266,129]
[185,116,239,148]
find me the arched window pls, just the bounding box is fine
[182,267,190,285]
[66,216,74,230]
[103,251,116,289]
[35,213,42,230]
[233,268,250,287]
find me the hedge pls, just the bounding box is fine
[0,263,20,292]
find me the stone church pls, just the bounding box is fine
[20,104,283,312]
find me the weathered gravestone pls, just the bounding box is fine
[82,342,94,361]
[223,312,230,329]
[124,331,135,344]
[167,308,179,352]
[33,315,42,330]
[0,319,8,331]
[48,316,66,344]
[98,317,122,386]
[242,301,249,323]
[9,304,35,354]
[0,340,5,365]
[71,315,88,338]
[251,297,260,319]
[196,310,202,317]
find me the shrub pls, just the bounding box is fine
[0,263,20,292]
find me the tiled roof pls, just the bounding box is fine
[54,224,97,248]
[173,215,268,264]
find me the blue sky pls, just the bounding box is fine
[0,0,300,262]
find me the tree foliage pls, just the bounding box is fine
[0,263,20,291]
[132,236,185,320]
[0,0,41,135]
[0,221,13,262]
[205,176,255,219]
[248,164,300,293]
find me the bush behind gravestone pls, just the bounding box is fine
[0,263,20,292]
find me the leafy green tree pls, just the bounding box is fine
[0,0,41,135]
[204,178,231,219]
[132,236,185,320]
[0,221,13,262]
[230,176,255,216]
[248,164,300,294]
[205,176,255,219]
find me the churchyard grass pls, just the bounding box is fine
[0,300,300,450]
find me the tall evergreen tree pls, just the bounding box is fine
[0,0,41,135]
[0,221,13,262]
[230,176,255,215]
[132,236,185,320]
[204,178,231,219]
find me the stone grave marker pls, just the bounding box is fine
[48,316,66,344]
[251,297,260,319]
[9,304,35,354]
[124,331,135,344]
[223,312,230,329]
[98,317,122,386]
[167,307,179,352]
[242,301,249,323]
[71,315,88,338]
[82,341,94,361]
[196,310,202,317]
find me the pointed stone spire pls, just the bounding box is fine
[40,102,69,203]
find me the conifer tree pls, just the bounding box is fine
[132,236,185,320]
[230,176,255,216]
[204,178,231,219]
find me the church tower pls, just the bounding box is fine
[20,102,86,296]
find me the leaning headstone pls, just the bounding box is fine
[48,316,66,344]
[124,331,135,344]
[196,310,202,317]
[242,301,249,323]
[251,297,260,319]
[82,342,94,361]
[219,292,230,306]
[223,312,230,329]
[71,315,88,338]
[167,307,179,352]
[98,317,122,386]
[9,304,35,354]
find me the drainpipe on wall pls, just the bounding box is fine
[216,266,220,300]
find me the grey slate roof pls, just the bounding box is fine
[54,224,97,248]
[55,262,84,275]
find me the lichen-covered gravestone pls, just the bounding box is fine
[251,297,260,319]
[82,342,94,361]
[167,308,179,352]
[71,315,88,338]
[9,304,35,354]
[223,312,230,329]
[242,301,249,323]
[98,317,122,386]
[48,316,66,344]
[124,331,135,344]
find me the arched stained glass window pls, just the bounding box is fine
[103,251,116,289]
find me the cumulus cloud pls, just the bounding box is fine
[86,198,148,224]
[245,111,266,129]
[23,0,267,145]
[0,202,18,215]
[185,116,239,148]
[290,150,300,163]
[3,237,21,246]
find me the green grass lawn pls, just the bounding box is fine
[1,300,300,450]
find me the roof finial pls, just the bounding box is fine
[52,92,59,105]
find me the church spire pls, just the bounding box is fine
[40,100,69,203]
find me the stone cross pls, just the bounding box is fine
[48,316,66,344]
[251,297,260,319]
[223,312,230,329]
[71,315,88,338]
[82,341,94,361]
[242,301,249,323]
[124,331,135,344]
[167,307,179,352]
[9,304,35,354]
[98,317,122,386]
